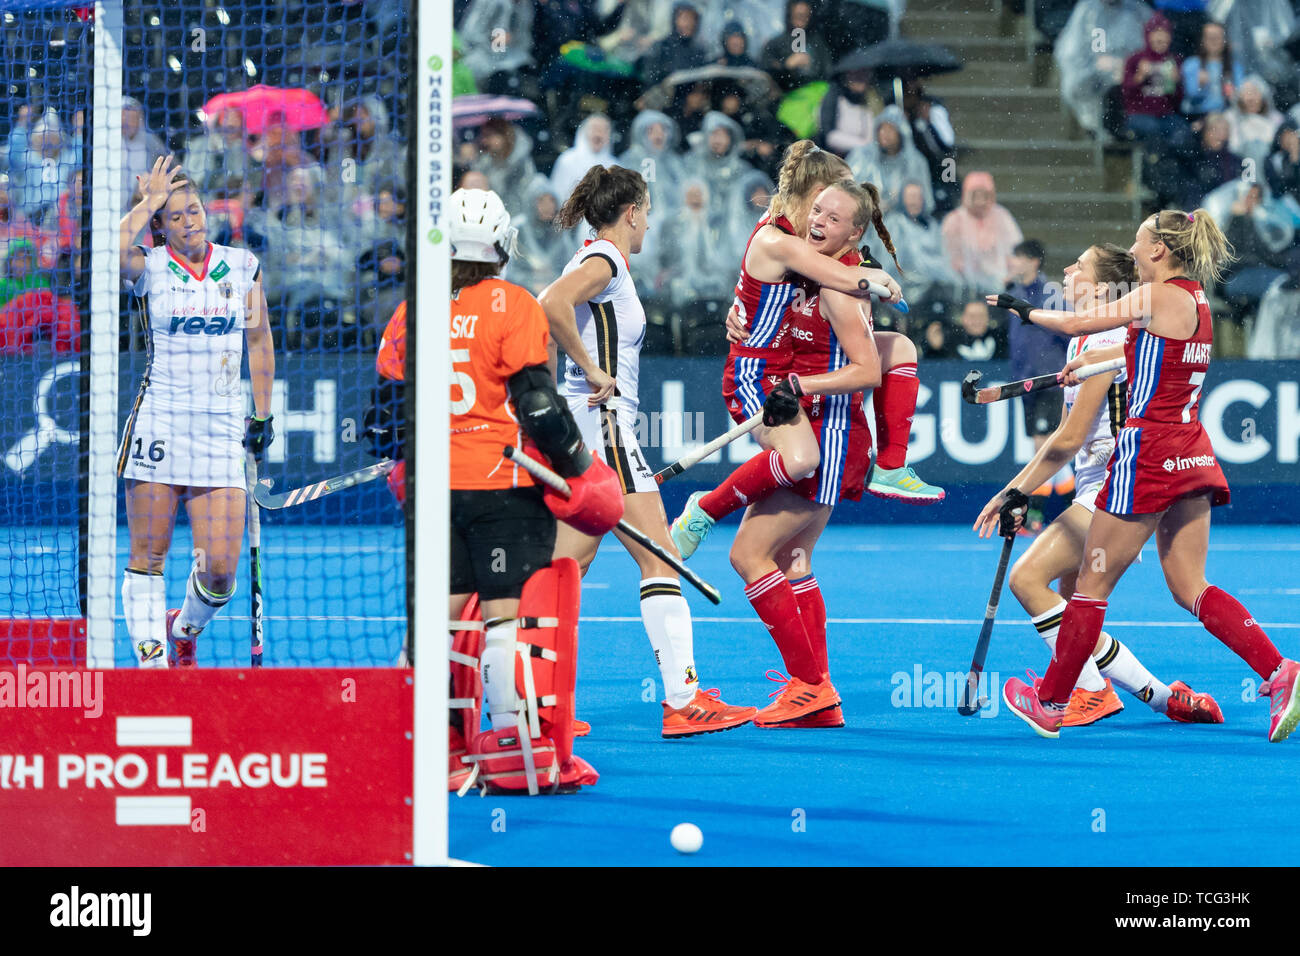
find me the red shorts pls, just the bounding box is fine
[1095,421,1231,515]
[722,346,790,425]
[789,394,871,506]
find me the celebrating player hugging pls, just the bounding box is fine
[990,209,1300,742]
[118,155,274,669]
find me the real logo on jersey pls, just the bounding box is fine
[1181,342,1211,364]
[169,315,239,335]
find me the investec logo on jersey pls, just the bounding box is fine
[1182,342,1212,364]
[1163,453,1216,472]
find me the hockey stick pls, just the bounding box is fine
[253,458,397,510]
[246,450,265,667]
[861,278,909,313]
[957,495,1025,716]
[503,446,722,605]
[961,356,1125,405]
[653,412,762,484]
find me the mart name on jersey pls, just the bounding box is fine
[1182,341,1212,364]
[168,314,239,336]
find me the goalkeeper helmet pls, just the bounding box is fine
[450,188,516,264]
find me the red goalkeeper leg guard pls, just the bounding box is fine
[699,450,793,521]
[873,362,918,471]
[1195,585,1283,679]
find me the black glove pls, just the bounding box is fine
[244,414,275,462]
[998,488,1030,538]
[762,378,802,427]
[363,379,406,460]
[994,293,1035,324]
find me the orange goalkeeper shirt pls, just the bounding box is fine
[449,278,549,490]
[376,302,406,382]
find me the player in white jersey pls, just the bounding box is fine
[538,164,756,738]
[118,156,275,668]
[973,243,1221,725]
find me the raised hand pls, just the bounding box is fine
[136,154,186,213]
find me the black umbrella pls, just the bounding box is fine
[834,39,961,78]
[640,65,781,112]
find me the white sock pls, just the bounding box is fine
[123,568,167,668]
[481,619,521,731]
[1033,601,1107,692]
[173,566,235,638]
[1095,631,1171,712]
[640,578,697,708]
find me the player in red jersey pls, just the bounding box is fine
[974,243,1221,728]
[726,180,886,727]
[990,208,1300,742]
[672,142,939,561]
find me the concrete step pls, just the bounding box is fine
[1002,191,1134,221]
[905,0,999,14]
[960,138,1099,169]
[1017,216,1136,256]
[944,101,1073,140]
[928,35,1027,62]
[901,11,1008,40]
[993,165,1106,192]
[927,60,1037,90]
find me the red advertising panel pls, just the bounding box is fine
[0,669,413,865]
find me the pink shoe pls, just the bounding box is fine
[1259,659,1300,743]
[165,609,196,668]
[1002,673,1064,739]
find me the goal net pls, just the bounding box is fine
[1,0,413,668]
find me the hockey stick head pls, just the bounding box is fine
[961,370,982,405]
[957,672,989,716]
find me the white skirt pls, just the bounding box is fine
[117,394,246,489]
[566,395,656,496]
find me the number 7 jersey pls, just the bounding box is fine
[449,277,550,490]
[1124,277,1212,426]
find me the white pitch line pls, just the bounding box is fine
[580,616,1300,628]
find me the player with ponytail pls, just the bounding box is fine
[540,164,757,739]
[993,209,1300,743]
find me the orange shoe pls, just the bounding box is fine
[661,688,756,738]
[1165,680,1223,723]
[573,719,591,737]
[757,703,845,729]
[752,670,841,726]
[1062,679,1124,727]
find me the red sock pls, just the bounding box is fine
[873,363,918,470]
[790,574,827,676]
[744,570,820,683]
[699,450,792,520]
[1195,585,1283,679]
[1039,593,1107,705]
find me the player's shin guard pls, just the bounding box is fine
[1038,594,1108,706]
[448,595,483,792]
[174,566,235,637]
[1195,585,1284,680]
[123,568,167,668]
[466,559,597,795]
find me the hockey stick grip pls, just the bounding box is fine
[863,279,908,313]
[957,533,1016,716]
[503,446,722,605]
[653,412,762,484]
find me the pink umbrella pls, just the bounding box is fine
[202,85,329,136]
[452,94,540,130]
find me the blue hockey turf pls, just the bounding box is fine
[4,522,1298,865]
[448,523,1300,867]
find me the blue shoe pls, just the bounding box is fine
[866,465,945,504]
[670,491,716,560]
